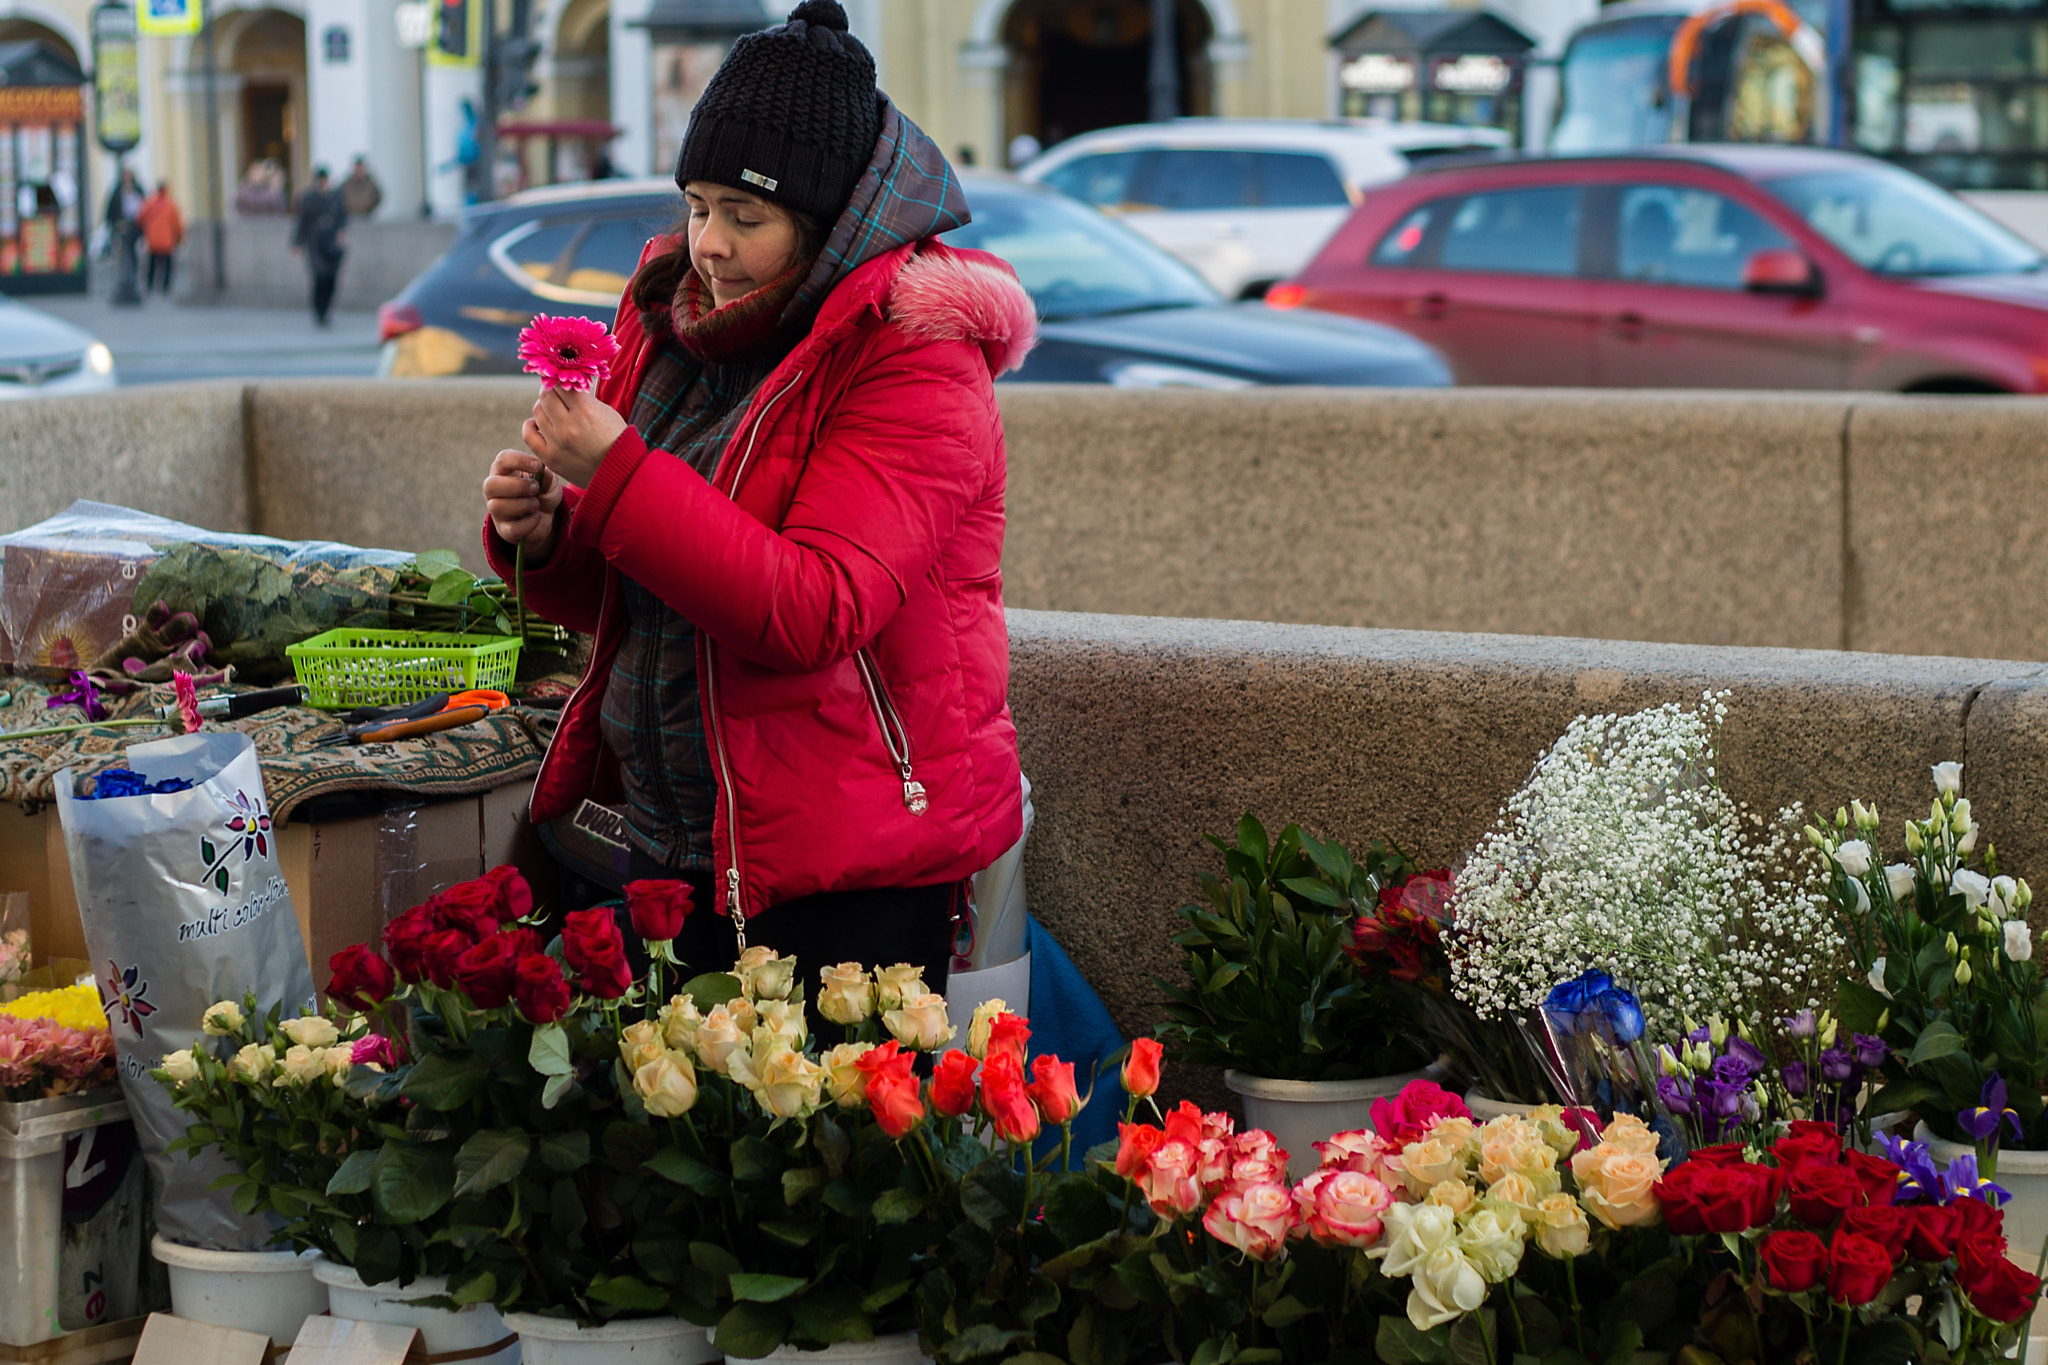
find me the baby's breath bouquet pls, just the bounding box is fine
[1449,693,1839,1043]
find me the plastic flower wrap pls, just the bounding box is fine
[517,314,620,391]
[0,928,28,985]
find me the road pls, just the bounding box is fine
[30,291,382,386]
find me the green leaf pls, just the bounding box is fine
[1909,1020,1967,1066]
[1261,1295,1315,1329]
[715,1302,789,1360]
[428,568,477,606]
[859,1281,912,1315]
[453,1129,530,1197]
[691,1241,742,1296]
[449,1271,496,1306]
[541,1072,574,1110]
[790,1285,872,1346]
[731,1137,780,1183]
[537,1129,590,1173]
[940,1325,1035,1364]
[681,972,744,1009]
[326,1148,377,1196]
[589,1275,671,1311]
[960,1160,1022,1230]
[1376,1316,1446,1365]
[551,1177,587,1240]
[782,1166,829,1205]
[646,1147,727,1195]
[730,1273,808,1303]
[414,549,463,578]
[529,1024,573,1076]
[400,1053,490,1111]
[760,1220,822,1247]
[370,1142,454,1224]
[872,1187,924,1225]
[1279,876,1345,908]
[1042,1174,1114,1247]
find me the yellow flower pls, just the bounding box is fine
[619,1019,665,1073]
[1598,1114,1662,1157]
[1401,1136,1470,1199]
[281,1016,339,1049]
[0,984,110,1031]
[659,996,702,1052]
[1534,1194,1591,1258]
[736,947,797,1003]
[967,999,1008,1060]
[817,963,874,1027]
[754,999,807,1049]
[747,1043,826,1120]
[635,1051,699,1117]
[1424,1180,1477,1217]
[874,964,925,1013]
[693,1006,747,1075]
[882,991,955,1050]
[1483,1171,1543,1223]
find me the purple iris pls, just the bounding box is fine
[1820,1047,1856,1084]
[1957,1074,2026,1148]
[1852,1033,1889,1069]
[1782,1060,1810,1097]
[1941,1151,2013,1207]
[1881,1132,1948,1206]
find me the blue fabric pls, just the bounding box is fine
[77,769,194,800]
[1026,916,1126,1167]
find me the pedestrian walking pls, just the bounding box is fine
[290,167,347,326]
[103,167,144,305]
[340,156,382,219]
[480,0,1032,991]
[136,181,184,294]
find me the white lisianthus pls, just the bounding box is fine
[273,1044,326,1088]
[1959,824,1980,854]
[967,999,1009,1060]
[1954,869,1992,909]
[1834,840,1872,878]
[2007,920,2034,964]
[1993,876,2019,919]
[1868,957,1891,999]
[1933,762,1963,796]
[634,1051,699,1117]
[882,991,956,1050]
[228,1042,273,1083]
[1885,865,1916,904]
[874,964,925,1014]
[202,1001,245,1037]
[281,1015,340,1049]
[159,1049,201,1086]
[816,963,874,1027]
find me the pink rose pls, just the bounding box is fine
[1317,1129,1397,1180]
[1369,1080,1473,1148]
[1139,1139,1203,1218]
[1195,1136,1234,1195]
[1203,1182,1294,1260]
[1304,1168,1393,1247]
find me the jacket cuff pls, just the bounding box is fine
[576,426,651,538]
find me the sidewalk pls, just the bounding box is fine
[31,289,381,386]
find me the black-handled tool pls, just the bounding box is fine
[152,684,305,724]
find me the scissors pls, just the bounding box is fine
[316,690,510,746]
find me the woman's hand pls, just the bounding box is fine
[525,388,627,490]
[483,449,564,563]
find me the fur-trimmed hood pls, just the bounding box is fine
[886,248,1038,376]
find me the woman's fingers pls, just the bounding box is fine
[523,416,551,462]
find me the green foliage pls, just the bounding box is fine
[1155,815,1426,1081]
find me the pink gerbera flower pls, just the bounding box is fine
[173,671,201,735]
[518,314,620,392]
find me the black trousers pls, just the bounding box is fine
[310,268,339,322]
[146,253,173,293]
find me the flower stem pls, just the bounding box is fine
[1835,1303,1851,1365]
[514,541,528,643]
[1565,1256,1584,1353]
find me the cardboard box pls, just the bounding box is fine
[0,782,548,979]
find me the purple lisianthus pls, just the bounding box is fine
[1786,1009,1817,1039]
[1782,1060,1810,1097]
[1725,1035,1769,1075]
[1657,1074,1694,1115]
[1851,1033,1889,1069]
[1712,1053,1756,1088]
[1820,1047,1855,1084]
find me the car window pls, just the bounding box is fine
[1615,184,1792,288]
[1039,152,1142,207]
[1763,165,2043,276]
[1137,149,1259,210]
[1372,202,1448,266]
[499,218,583,286]
[940,187,1216,319]
[564,215,659,296]
[1255,152,1350,207]
[1438,187,1583,276]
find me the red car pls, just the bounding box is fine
[1269,145,2048,392]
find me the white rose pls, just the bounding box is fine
[822,1042,874,1108]
[159,1049,201,1086]
[620,1019,665,1072]
[323,1047,356,1086]
[659,996,702,1052]
[1370,1201,1460,1279]
[202,1001,245,1037]
[874,963,925,1013]
[634,1051,699,1117]
[754,999,808,1049]
[1933,761,1963,796]
[1885,865,1916,904]
[1868,957,1891,999]
[1456,1206,1527,1283]
[2007,920,2034,964]
[748,1043,826,1119]
[274,1045,327,1088]
[1955,869,1992,909]
[228,1042,273,1083]
[816,963,874,1027]
[1406,1245,1487,1331]
[693,1005,747,1076]
[967,998,1009,1060]
[1834,840,1872,878]
[281,1016,339,1049]
[882,991,956,1050]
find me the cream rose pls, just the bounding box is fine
[882,991,956,1050]
[159,1049,201,1086]
[1370,1201,1459,1278]
[202,1001,245,1037]
[1570,1144,1665,1229]
[228,1042,273,1083]
[1407,1245,1487,1331]
[693,1005,747,1075]
[323,1046,356,1086]
[659,996,702,1052]
[635,1051,699,1117]
[1526,1106,1582,1161]
[874,963,925,1013]
[1483,1170,1542,1222]
[1456,1206,1527,1283]
[1598,1114,1661,1157]
[1534,1193,1590,1258]
[1424,1180,1476,1218]
[817,963,874,1027]
[274,1044,326,1088]
[281,1016,340,1049]
[754,999,808,1049]
[620,1019,666,1072]
[1400,1137,1470,1199]
[739,949,797,1003]
[966,998,1009,1059]
[748,1044,826,1119]
[822,1042,874,1108]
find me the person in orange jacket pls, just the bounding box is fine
[135,182,184,295]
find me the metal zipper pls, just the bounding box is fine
[855,648,927,816]
[703,370,806,929]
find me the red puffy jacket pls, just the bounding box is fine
[486,237,1034,922]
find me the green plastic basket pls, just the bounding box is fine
[286,628,523,708]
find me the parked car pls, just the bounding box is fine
[379,172,1451,389]
[1270,145,2048,391]
[1019,118,1508,299]
[0,295,116,399]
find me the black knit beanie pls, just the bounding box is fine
[674,0,882,224]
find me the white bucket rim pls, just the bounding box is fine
[753,1330,925,1360]
[1223,1067,1429,1104]
[151,1234,318,1273]
[1916,1124,2048,1174]
[311,1259,450,1296]
[505,1312,706,1343]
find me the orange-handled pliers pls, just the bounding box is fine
[318,690,510,746]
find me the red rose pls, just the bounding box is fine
[1117,1123,1165,1179]
[514,954,571,1024]
[421,928,472,989]
[1786,1163,1865,1227]
[1840,1205,1910,1260]
[1785,1120,1841,1145]
[454,933,525,1009]
[866,1072,926,1139]
[855,1040,917,1089]
[482,865,532,921]
[1906,1204,1964,1263]
[1759,1229,1827,1292]
[561,907,632,999]
[1774,1129,1845,1170]
[931,1050,978,1118]
[1122,1037,1163,1100]
[623,879,693,943]
[382,906,437,982]
[986,1013,1031,1069]
[427,881,503,942]
[1955,1196,2007,1246]
[325,945,396,1010]
[1841,1149,1900,1208]
[1959,1236,2044,1323]
[1827,1232,1894,1306]
[1687,1143,1746,1167]
[1659,1161,1780,1235]
[980,1050,1041,1144]
[1029,1055,1080,1125]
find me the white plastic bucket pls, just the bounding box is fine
[150,1234,326,1346]
[314,1259,520,1361]
[505,1312,715,1365]
[751,1331,931,1365]
[1224,1068,1431,1177]
[1464,1091,1539,1122]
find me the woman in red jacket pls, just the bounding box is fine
[480,0,1030,990]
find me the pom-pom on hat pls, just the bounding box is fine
[674,0,882,224]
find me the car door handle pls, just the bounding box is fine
[1611,311,1645,341]
[1409,292,1450,320]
